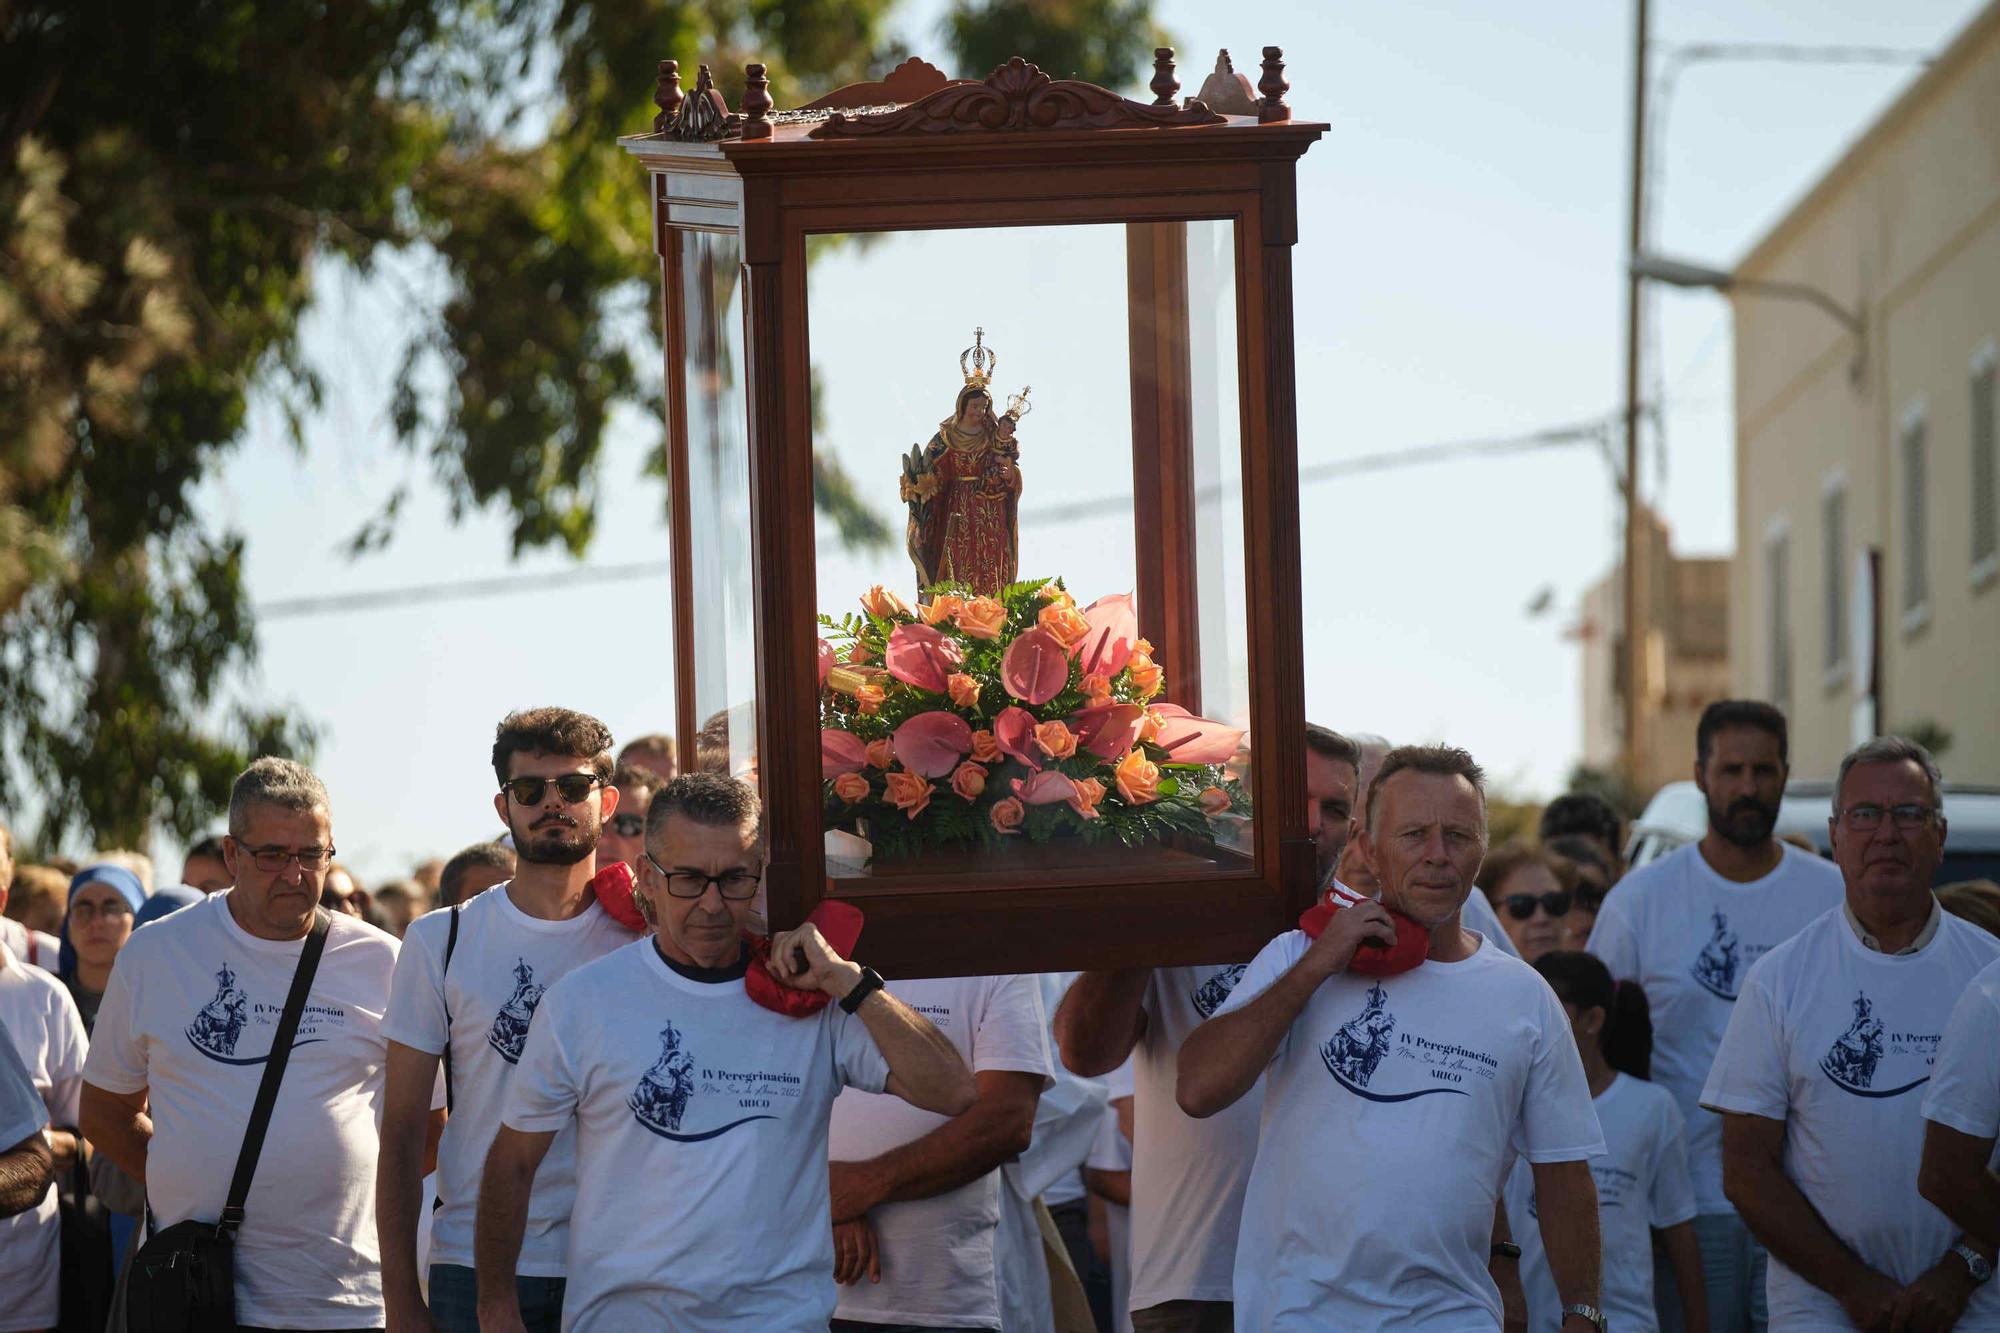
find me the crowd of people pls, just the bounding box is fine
[0,700,1996,1333]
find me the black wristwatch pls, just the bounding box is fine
[839,965,885,1013]
[1954,1242,1995,1285]
[1490,1241,1522,1261]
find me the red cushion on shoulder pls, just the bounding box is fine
[1298,884,1429,976]
[743,901,867,1017]
[591,859,646,933]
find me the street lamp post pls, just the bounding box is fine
[1630,251,1867,379]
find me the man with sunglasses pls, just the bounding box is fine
[597,762,662,874]
[378,708,639,1333]
[1587,699,1842,1333]
[81,757,402,1331]
[1704,737,2000,1330]
[478,773,975,1332]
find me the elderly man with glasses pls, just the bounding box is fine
[377,707,641,1333]
[477,772,975,1332]
[1703,736,2000,1331]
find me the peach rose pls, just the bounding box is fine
[1070,776,1105,820]
[1138,708,1165,745]
[950,761,988,802]
[1134,638,1155,655]
[1080,672,1114,704]
[861,584,911,619]
[849,640,875,664]
[1039,583,1074,610]
[865,738,894,770]
[855,684,886,715]
[955,596,1008,641]
[970,729,1001,763]
[919,593,965,627]
[832,772,871,804]
[1115,750,1161,805]
[883,769,933,820]
[989,796,1026,835]
[947,672,982,709]
[1127,651,1163,699]
[1037,602,1091,646]
[1198,785,1232,815]
[1034,720,1078,760]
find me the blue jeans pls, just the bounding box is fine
[429,1262,565,1333]
[1657,1213,1767,1333]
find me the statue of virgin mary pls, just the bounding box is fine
[900,329,1026,597]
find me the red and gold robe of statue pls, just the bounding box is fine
[907,419,1019,596]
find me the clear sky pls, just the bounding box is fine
[160,0,1982,885]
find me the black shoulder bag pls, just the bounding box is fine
[127,909,331,1333]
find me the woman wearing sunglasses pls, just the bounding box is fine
[1479,841,1579,965]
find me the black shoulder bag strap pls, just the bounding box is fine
[219,909,330,1235]
[441,902,462,1113]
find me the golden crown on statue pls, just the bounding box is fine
[959,326,996,389]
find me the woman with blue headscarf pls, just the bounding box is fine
[59,863,146,1034]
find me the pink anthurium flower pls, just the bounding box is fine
[892,711,974,778]
[1068,702,1147,760]
[992,707,1043,772]
[817,638,836,687]
[821,729,869,779]
[1001,627,1071,706]
[1151,704,1247,765]
[1073,593,1139,676]
[1013,771,1080,806]
[884,623,964,694]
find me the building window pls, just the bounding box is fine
[1901,402,1929,632]
[1822,476,1847,681]
[1974,340,1997,587]
[1765,524,1791,711]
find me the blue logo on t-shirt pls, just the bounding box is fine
[185,962,326,1065]
[1820,991,1929,1098]
[1320,983,1470,1103]
[1689,909,1742,1000]
[487,958,546,1065]
[628,1021,777,1143]
[1191,965,1247,1019]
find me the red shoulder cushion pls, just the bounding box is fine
[1298,883,1429,977]
[744,901,867,1017]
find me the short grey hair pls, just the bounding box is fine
[644,773,763,850]
[227,757,331,835]
[1365,744,1488,836]
[1834,736,1944,812]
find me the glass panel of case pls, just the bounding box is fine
[807,220,1256,887]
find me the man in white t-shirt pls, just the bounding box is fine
[0,1038,52,1219]
[378,708,640,1333]
[827,972,1052,1332]
[80,757,401,1331]
[1703,736,2000,1331]
[476,774,975,1332]
[1588,699,1843,1331]
[1919,952,2000,1266]
[0,935,88,1333]
[1179,744,1608,1332]
[0,821,59,972]
[1055,724,1361,1332]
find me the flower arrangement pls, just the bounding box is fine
[818,577,1249,862]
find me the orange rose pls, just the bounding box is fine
[1037,602,1091,646]
[861,584,911,619]
[832,772,871,804]
[1081,672,1114,704]
[1039,583,1074,610]
[1115,750,1161,805]
[865,738,894,770]
[947,673,982,709]
[1127,651,1163,699]
[1134,638,1155,655]
[970,729,1001,763]
[849,640,874,664]
[955,596,1007,641]
[989,796,1026,835]
[1034,720,1078,760]
[1198,785,1232,815]
[1137,708,1165,745]
[950,761,988,802]
[883,770,933,820]
[919,593,965,627]
[855,685,886,715]
[1070,776,1105,820]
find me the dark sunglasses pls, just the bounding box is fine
[502,773,604,806]
[1504,891,1572,921]
[609,813,646,837]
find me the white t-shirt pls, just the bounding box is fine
[1587,841,1843,1213]
[1217,930,1605,1331]
[829,973,1052,1329]
[0,916,59,972]
[1088,1061,1135,1333]
[1701,907,2000,1329]
[1125,964,1266,1313]
[503,939,889,1331]
[1505,1073,1696,1333]
[0,941,87,1333]
[379,884,636,1275]
[81,892,400,1328]
[0,1035,46,1148]
[1923,954,2000,1141]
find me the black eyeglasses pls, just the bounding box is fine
[502,774,604,806]
[643,852,762,900]
[609,813,646,837]
[69,900,135,923]
[1837,803,1938,832]
[1503,891,1572,921]
[241,845,336,873]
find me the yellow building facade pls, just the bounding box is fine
[1732,1,2000,781]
